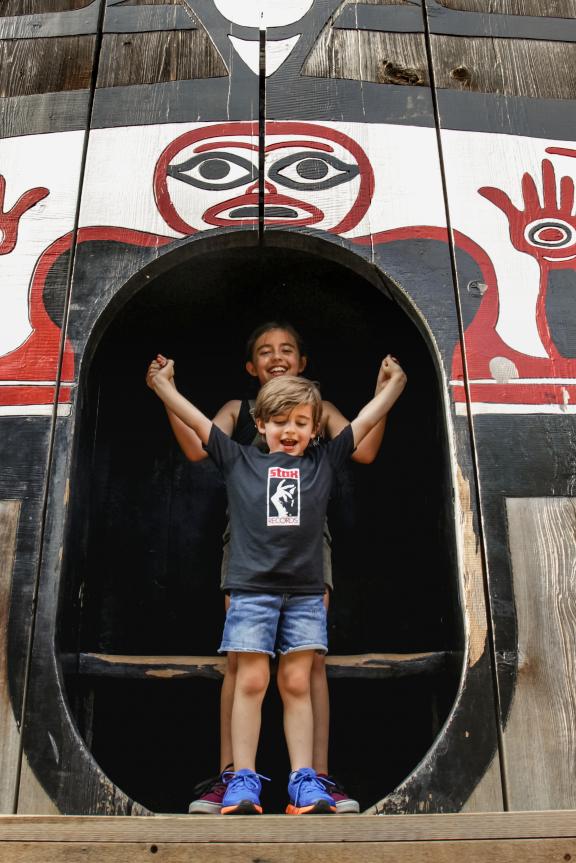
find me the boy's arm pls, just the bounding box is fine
[350,356,406,448]
[146,356,239,460]
[149,358,213,445]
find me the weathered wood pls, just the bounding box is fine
[503,497,576,811]
[66,651,450,680]
[0,838,575,863]
[1,810,576,842]
[460,752,503,813]
[436,0,576,14]
[304,29,429,85]
[430,35,576,99]
[96,31,227,89]
[1,0,95,13]
[0,36,96,98]
[16,754,58,816]
[0,501,21,815]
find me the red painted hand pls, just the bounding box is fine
[479,159,576,269]
[0,175,49,255]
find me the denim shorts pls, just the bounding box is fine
[219,591,328,657]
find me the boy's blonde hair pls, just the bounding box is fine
[254,376,322,428]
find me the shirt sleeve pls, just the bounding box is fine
[204,423,242,471]
[326,423,355,471]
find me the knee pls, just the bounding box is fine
[236,661,269,698]
[278,662,311,700]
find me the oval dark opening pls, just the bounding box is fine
[60,237,462,814]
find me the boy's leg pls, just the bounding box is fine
[277,650,315,770]
[219,651,236,771]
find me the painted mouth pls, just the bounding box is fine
[202,192,324,226]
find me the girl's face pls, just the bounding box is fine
[246,328,307,386]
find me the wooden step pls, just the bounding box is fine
[61,651,453,680]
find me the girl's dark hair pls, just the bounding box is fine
[245,321,307,362]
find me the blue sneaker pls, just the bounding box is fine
[286,767,336,815]
[221,769,268,815]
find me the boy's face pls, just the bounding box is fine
[256,402,317,456]
[246,329,307,385]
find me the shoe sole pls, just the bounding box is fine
[334,801,360,814]
[221,801,263,815]
[188,802,222,814]
[286,800,336,815]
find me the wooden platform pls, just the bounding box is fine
[0,811,574,862]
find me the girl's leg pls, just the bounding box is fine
[219,651,237,771]
[277,650,315,771]
[231,652,270,771]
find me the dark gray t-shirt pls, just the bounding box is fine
[205,423,355,594]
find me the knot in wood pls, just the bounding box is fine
[378,60,423,87]
[450,65,471,84]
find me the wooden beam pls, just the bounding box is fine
[65,651,451,680]
[0,501,21,814]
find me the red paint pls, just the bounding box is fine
[0,175,49,255]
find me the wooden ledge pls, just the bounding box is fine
[0,811,575,842]
[61,651,452,680]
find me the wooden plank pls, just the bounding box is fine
[461,752,503,813]
[0,501,21,815]
[304,29,429,85]
[15,754,58,816]
[1,810,576,842]
[1,0,95,13]
[0,838,574,863]
[430,35,576,100]
[0,36,96,98]
[503,497,576,811]
[436,0,576,14]
[96,31,226,89]
[68,651,450,679]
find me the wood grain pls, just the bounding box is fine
[304,29,429,86]
[16,754,58,816]
[460,752,503,812]
[0,36,95,98]
[0,0,95,13]
[96,30,226,88]
[435,0,576,15]
[0,502,21,815]
[430,35,576,99]
[1,810,576,842]
[503,497,576,810]
[0,838,574,863]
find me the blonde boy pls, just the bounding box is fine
[150,359,406,814]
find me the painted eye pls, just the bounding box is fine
[268,151,359,191]
[524,219,576,248]
[167,151,257,190]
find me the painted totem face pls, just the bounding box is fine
[154,121,373,235]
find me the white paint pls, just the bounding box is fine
[456,402,576,416]
[228,36,260,75]
[214,0,313,28]
[0,130,84,358]
[0,404,71,417]
[265,36,300,76]
[441,130,576,358]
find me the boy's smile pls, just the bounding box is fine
[246,329,307,385]
[256,402,316,456]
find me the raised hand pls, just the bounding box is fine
[0,175,49,255]
[146,354,174,389]
[479,159,576,268]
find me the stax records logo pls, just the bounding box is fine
[267,467,300,526]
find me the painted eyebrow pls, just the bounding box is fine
[194,141,259,153]
[265,140,334,153]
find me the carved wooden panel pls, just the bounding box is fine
[96,30,226,88]
[431,35,576,99]
[0,36,96,98]
[0,501,21,814]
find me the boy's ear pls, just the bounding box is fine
[245,360,258,378]
[255,417,266,435]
